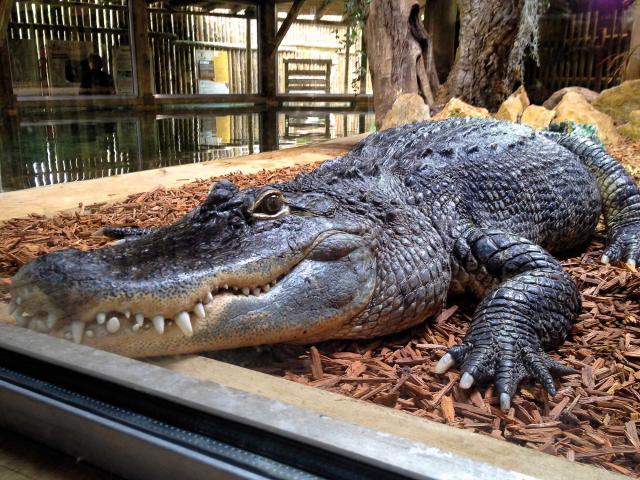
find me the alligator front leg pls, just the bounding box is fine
[437,228,580,410]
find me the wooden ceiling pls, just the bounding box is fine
[159,0,348,19]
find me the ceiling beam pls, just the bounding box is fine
[274,0,306,49]
[314,0,332,20]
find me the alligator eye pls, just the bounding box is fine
[250,191,289,220]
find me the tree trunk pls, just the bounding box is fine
[365,0,533,123]
[364,0,439,128]
[440,0,527,110]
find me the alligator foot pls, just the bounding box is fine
[602,223,640,270]
[436,335,575,410]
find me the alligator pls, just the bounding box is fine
[10,118,640,410]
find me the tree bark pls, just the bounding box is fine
[364,0,439,128]
[365,0,532,123]
[440,0,527,110]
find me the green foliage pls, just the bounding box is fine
[547,121,603,145]
[335,0,371,92]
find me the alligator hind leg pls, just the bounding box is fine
[549,134,640,268]
[438,228,580,410]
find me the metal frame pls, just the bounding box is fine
[0,324,543,480]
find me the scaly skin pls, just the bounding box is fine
[10,118,640,409]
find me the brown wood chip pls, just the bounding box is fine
[3,141,640,478]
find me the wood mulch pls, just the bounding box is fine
[1,142,640,477]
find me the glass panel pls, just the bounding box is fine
[0,110,376,191]
[147,4,257,95]
[8,0,134,97]
[277,11,372,95]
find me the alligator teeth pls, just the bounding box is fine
[241,287,250,296]
[13,309,27,327]
[106,316,120,333]
[29,318,47,332]
[71,321,85,344]
[133,313,145,332]
[271,280,277,287]
[152,315,165,334]
[251,287,261,296]
[16,297,22,305]
[262,284,270,293]
[86,330,94,338]
[223,284,229,290]
[174,312,193,337]
[194,303,205,319]
[124,310,131,319]
[96,312,106,324]
[47,312,59,329]
[204,292,214,304]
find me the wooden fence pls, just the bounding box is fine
[528,7,633,102]
[8,0,130,96]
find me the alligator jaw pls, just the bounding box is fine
[10,232,376,357]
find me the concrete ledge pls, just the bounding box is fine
[154,355,623,480]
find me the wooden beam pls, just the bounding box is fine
[274,0,306,49]
[131,1,155,108]
[314,0,332,20]
[0,0,13,47]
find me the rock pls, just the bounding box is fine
[554,91,621,144]
[521,105,556,130]
[433,98,490,120]
[593,80,640,124]
[495,86,530,122]
[618,109,640,141]
[380,93,431,130]
[543,86,599,110]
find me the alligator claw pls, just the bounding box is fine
[439,339,575,411]
[434,352,455,374]
[602,224,640,269]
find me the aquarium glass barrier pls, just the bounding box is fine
[8,0,135,97]
[0,110,375,192]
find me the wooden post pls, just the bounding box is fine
[0,0,11,48]
[258,0,277,101]
[424,0,457,84]
[358,33,367,133]
[624,3,640,81]
[258,0,278,151]
[0,44,17,116]
[343,25,351,93]
[131,0,155,108]
[0,0,16,116]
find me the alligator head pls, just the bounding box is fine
[9,178,383,357]
[10,155,452,357]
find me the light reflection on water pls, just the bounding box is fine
[0,111,374,192]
